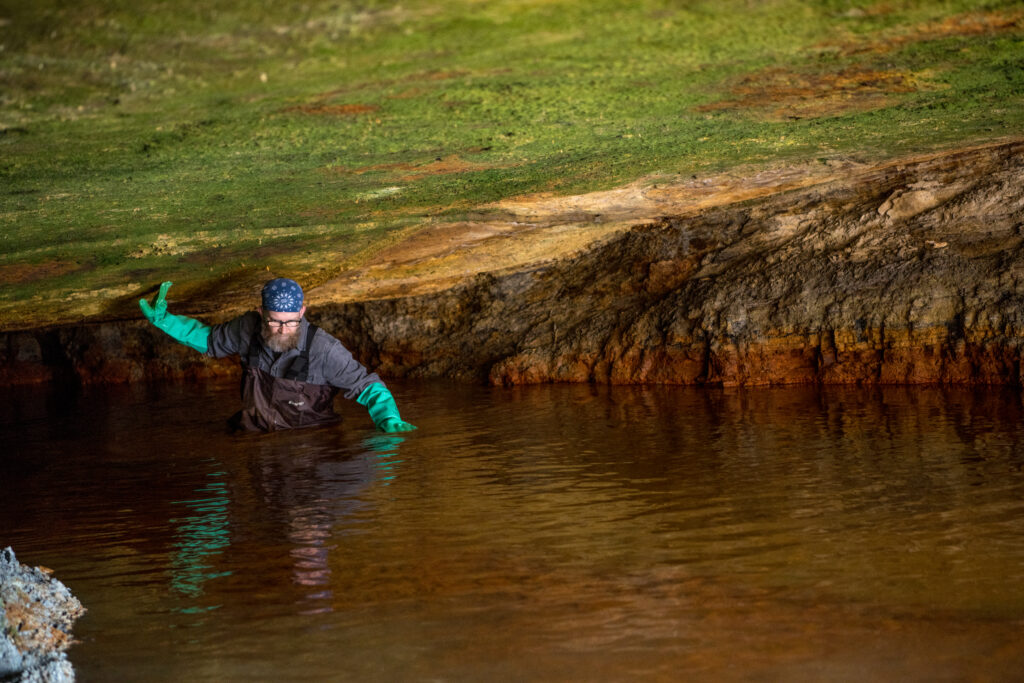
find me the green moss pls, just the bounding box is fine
[1,0,1023,328]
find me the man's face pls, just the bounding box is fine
[260,306,306,352]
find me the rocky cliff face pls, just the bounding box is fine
[320,139,1024,386]
[3,140,1023,387]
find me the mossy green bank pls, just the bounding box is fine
[2,0,1022,329]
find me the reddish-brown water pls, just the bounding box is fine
[3,380,1024,681]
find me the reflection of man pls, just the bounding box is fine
[259,434,405,613]
[140,278,416,433]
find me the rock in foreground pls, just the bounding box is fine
[0,548,84,683]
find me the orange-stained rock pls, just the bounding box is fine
[3,140,1024,388]
[315,140,1024,388]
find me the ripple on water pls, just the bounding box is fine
[3,381,1024,680]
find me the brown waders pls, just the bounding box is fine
[229,324,341,432]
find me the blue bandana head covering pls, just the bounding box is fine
[261,278,304,312]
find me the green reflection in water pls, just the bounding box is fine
[169,467,232,600]
[363,434,406,484]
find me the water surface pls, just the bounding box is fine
[3,380,1024,681]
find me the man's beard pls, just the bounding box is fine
[262,326,301,353]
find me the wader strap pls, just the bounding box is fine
[244,323,320,383]
[245,327,261,371]
[284,324,319,381]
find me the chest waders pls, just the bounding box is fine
[229,324,341,432]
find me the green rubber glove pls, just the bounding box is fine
[139,281,210,353]
[357,383,417,433]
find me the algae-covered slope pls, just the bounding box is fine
[1,0,1023,332]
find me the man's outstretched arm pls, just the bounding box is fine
[139,281,211,353]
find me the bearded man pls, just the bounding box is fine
[139,278,415,433]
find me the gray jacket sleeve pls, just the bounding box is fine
[313,334,384,400]
[206,311,261,359]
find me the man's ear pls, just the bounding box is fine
[299,305,307,317]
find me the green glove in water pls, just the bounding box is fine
[139,281,210,353]
[357,383,417,433]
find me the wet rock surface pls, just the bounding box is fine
[319,139,1024,386]
[0,548,84,683]
[1,139,1023,387]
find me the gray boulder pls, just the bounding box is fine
[0,548,84,683]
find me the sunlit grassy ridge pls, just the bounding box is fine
[1,0,1022,329]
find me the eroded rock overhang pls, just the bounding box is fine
[3,139,1024,387]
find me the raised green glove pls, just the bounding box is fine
[357,383,417,433]
[139,281,210,353]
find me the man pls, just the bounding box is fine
[139,278,416,433]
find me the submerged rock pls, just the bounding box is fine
[0,548,84,683]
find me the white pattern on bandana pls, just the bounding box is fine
[262,278,303,312]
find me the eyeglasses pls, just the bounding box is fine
[264,318,302,330]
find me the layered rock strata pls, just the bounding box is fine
[2,140,1023,387]
[321,140,1024,386]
